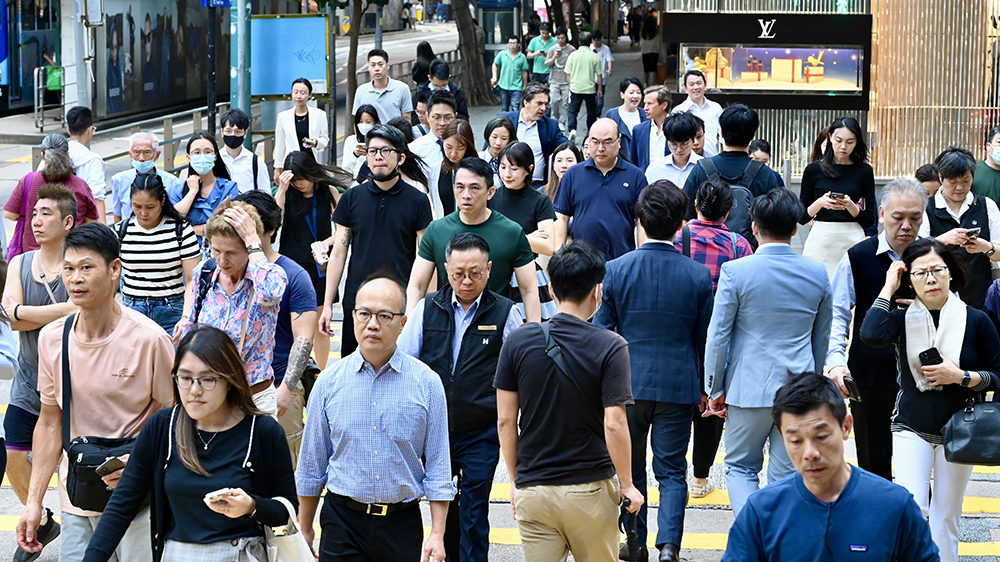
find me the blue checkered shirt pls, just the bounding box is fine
[295,347,457,503]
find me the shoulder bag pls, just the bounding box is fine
[8,172,39,258]
[943,392,1000,466]
[264,496,314,561]
[61,314,137,512]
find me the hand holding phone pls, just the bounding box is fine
[205,488,233,503]
[95,457,126,477]
[830,192,846,200]
[966,227,981,240]
[843,376,862,402]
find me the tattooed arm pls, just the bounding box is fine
[319,223,352,337]
[283,336,315,391]
[276,310,318,417]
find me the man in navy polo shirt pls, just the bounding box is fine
[554,118,648,260]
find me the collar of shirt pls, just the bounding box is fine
[875,232,902,260]
[584,156,626,173]
[933,191,974,221]
[756,242,790,251]
[451,291,484,317]
[644,238,674,245]
[349,345,408,379]
[432,84,452,93]
[517,111,538,129]
[223,146,254,162]
[367,78,400,94]
[663,152,701,171]
[365,177,407,195]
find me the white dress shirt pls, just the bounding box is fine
[672,97,724,158]
[68,139,107,200]
[918,191,1000,243]
[516,113,546,182]
[221,146,270,193]
[645,152,702,187]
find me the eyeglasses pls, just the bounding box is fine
[430,114,456,123]
[354,308,404,325]
[588,136,620,148]
[668,141,692,151]
[221,128,245,136]
[366,147,399,158]
[910,265,949,281]
[174,374,221,391]
[449,270,483,282]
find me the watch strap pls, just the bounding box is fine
[961,370,971,387]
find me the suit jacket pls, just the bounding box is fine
[595,243,714,404]
[273,106,329,170]
[628,119,668,171]
[704,244,833,408]
[604,107,647,163]
[498,110,570,178]
[411,82,470,123]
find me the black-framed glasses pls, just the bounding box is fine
[366,147,399,158]
[174,374,221,391]
[910,265,948,281]
[588,136,620,148]
[449,270,484,282]
[354,308,404,325]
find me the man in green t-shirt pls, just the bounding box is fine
[564,33,604,141]
[972,125,1000,205]
[492,36,530,112]
[526,24,557,84]
[407,158,541,322]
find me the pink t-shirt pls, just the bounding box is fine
[37,307,175,516]
[4,172,100,253]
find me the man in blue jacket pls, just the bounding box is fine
[629,85,672,171]
[595,181,714,562]
[499,82,569,185]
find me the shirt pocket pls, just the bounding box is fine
[383,400,429,463]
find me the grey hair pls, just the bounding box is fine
[40,133,69,153]
[880,177,928,210]
[129,131,160,153]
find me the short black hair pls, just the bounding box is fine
[386,118,415,143]
[65,106,93,136]
[367,123,406,150]
[291,77,313,93]
[37,183,79,223]
[664,112,701,144]
[619,77,643,94]
[539,23,550,32]
[748,139,771,156]
[63,222,119,266]
[695,179,734,222]
[220,108,250,131]
[234,190,282,242]
[719,104,759,148]
[986,125,1000,145]
[683,69,706,87]
[367,48,389,63]
[506,35,519,43]
[416,88,432,106]
[548,241,606,303]
[750,188,803,240]
[428,91,458,114]
[934,146,977,180]
[901,237,968,293]
[429,59,450,81]
[591,29,603,41]
[454,157,494,188]
[555,27,567,36]
[446,232,490,261]
[483,116,517,145]
[635,181,688,240]
[522,82,550,105]
[914,163,939,183]
[772,372,848,430]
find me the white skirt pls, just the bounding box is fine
[802,221,865,280]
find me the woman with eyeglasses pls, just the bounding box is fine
[861,239,1000,562]
[174,131,240,242]
[276,151,352,369]
[82,326,297,562]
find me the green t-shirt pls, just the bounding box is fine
[565,48,601,94]
[493,50,530,92]
[972,160,1000,206]
[418,210,535,295]
[527,36,558,74]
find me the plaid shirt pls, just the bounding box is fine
[674,219,753,292]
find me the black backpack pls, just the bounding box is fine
[698,158,764,248]
[117,215,187,249]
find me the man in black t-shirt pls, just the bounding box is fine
[495,241,642,562]
[319,125,433,356]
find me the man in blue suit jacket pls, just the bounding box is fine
[703,187,833,518]
[628,85,672,171]
[499,83,569,183]
[595,181,714,562]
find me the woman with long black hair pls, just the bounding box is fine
[340,104,380,180]
[276,151,351,369]
[413,41,436,88]
[175,131,240,241]
[435,119,479,216]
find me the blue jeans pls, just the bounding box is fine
[444,424,500,562]
[724,405,795,517]
[499,88,522,112]
[595,82,607,116]
[123,294,185,334]
[627,400,692,549]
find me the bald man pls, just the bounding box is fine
[554,118,649,260]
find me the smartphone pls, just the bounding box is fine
[830,192,847,200]
[843,376,862,402]
[919,347,943,366]
[967,227,981,240]
[892,273,915,302]
[205,488,232,503]
[95,457,126,476]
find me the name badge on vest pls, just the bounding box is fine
[478,325,497,331]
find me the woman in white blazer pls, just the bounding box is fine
[273,78,330,183]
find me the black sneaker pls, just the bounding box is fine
[13,508,60,562]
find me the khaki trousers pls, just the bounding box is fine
[513,476,621,562]
[277,382,306,469]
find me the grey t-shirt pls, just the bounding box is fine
[10,251,69,415]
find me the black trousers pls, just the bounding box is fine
[851,385,897,480]
[318,496,423,561]
[341,310,359,358]
[691,406,725,479]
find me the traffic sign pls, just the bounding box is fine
[202,0,232,7]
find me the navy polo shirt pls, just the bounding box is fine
[553,157,648,260]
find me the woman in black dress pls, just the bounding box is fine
[413,41,435,88]
[276,151,351,368]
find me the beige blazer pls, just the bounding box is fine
[273,106,330,169]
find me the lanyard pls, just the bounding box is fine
[304,195,326,279]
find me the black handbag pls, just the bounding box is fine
[943,392,1000,466]
[61,314,136,512]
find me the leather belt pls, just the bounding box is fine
[329,493,418,516]
[249,378,273,394]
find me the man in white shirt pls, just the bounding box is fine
[65,106,107,224]
[591,30,614,116]
[352,48,413,123]
[672,70,723,158]
[409,91,457,218]
[219,108,270,193]
[646,112,704,187]
[628,86,672,171]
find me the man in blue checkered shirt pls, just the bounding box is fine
[296,275,456,561]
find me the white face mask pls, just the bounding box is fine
[357,123,374,137]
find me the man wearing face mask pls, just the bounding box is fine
[109,131,184,224]
[972,125,1000,206]
[220,108,271,194]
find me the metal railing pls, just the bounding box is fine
[33,66,65,132]
[355,49,462,90]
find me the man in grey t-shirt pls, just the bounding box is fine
[352,48,413,123]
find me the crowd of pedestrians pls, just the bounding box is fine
[2,15,999,562]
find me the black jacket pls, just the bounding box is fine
[82,407,297,562]
[412,81,470,123]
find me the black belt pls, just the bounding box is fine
[329,493,418,516]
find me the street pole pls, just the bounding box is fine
[327,5,337,156]
[207,5,217,134]
[375,3,384,49]
[232,0,251,147]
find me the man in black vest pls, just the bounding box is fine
[397,233,523,562]
[827,178,926,480]
[919,146,1000,308]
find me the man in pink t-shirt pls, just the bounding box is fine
[15,223,174,562]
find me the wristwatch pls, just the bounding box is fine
[246,243,263,255]
[987,244,996,258]
[961,371,971,387]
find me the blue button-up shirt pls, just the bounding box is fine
[110,168,184,221]
[295,347,457,503]
[397,291,524,369]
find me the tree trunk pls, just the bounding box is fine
[346,0,366,130]
[546,0,566,32]
[568,3,581,47]
[451,0,497,106]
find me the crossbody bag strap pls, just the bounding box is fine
[682,225,691,258]
[61,314,77,451]
[540,321,604,435]
[238,286,255,355]
[36,254,60,305]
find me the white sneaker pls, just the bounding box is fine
[569,129,577,143]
